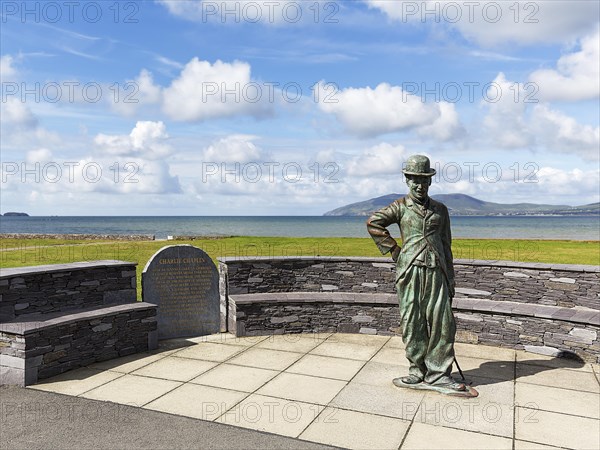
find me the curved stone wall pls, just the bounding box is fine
[218,257,600,362]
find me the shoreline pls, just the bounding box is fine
[1,233,598,243]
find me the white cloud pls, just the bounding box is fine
[535,167,600,197]
[52,157,181,196]
[155,55,184,70]
[364,1,599,47]
[417,101,465,141]
[317,82,463,139]
[0,54,17,80]
[449,164,599,205]
[26,148,53,164]
[130,121,168,149]
[481,73,534,149]
[136,70,163,104]
[531,105,600,161]
[158,0,303,25]
[346,143,408,176]
[113,159,181,195]
[111,69,163,116]
[0,98,63,154]
[3,122,181,196]
[0,98,39,129]
[94,121,172,160]
[162,57,273,121]
[203,134,263,163]
[529,28,600,101]
[90,123,180,194]
[480,73,599,160]
[54,58,272,122]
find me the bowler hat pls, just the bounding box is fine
[402,155,436,177]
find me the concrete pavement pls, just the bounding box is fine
[4,333,599,449]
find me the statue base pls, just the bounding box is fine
[393,378,479,398]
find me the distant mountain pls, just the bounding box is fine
[324,194,599,216]
[325,194,404,216]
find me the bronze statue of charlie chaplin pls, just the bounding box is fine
[367,155,477,396]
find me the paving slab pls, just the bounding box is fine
[414,386,514,438]
[450,355,515,381]
[352,360,403,387]
[81,374,181,407]
[300,407,410,450]
[256,372,347,405]
[382,336,406,349]
[516,364,600,393]
[89,352,167,373]
[131,356,217,382]
[172,342,247,362]
[325,333,390,346]
[298,332,333,340]
[285,354,366,381]
[227,348,304,371]
[144,383,249,421]
[330,380,425,420]
[371,346,410,366]
[516,350,593,373]
[454,342,516,361]
[28,368,123,396]
[190,363,279,392]
[515,407,600,449]
[216,393,324,438]
[515,383,600,419]
[192,333,269,347]
[455,376,514,406]
[256,335,325,353]
[153,337,201,353]
[513,440,565,449]
[401,422,512,449]
[309,341,383,361]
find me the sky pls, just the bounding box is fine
[1,0,599,216]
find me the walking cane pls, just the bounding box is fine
[454,356,466,382]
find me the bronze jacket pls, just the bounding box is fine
[366,196,455,288]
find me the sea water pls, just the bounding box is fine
[1,215,598,240]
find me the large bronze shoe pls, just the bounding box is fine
[430,376,466,391]
[393,374,423,386]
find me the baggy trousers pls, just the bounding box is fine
[396,264,456,384]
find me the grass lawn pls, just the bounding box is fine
[1,236,598,298]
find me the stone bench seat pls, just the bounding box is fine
[452,297,600,326]
[230,292,397,305]
[0,302,157,386]
[227,292,599,362]
[1,261,158,386]
[0,302,157,335]
[230,292,599,325]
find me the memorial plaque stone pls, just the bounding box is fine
[142,245,219,339]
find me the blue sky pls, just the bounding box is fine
[1,0,599,215]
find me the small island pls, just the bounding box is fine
[2,212,29,217]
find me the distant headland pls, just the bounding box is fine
[1,212,29,217]
[324,194,600,216]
